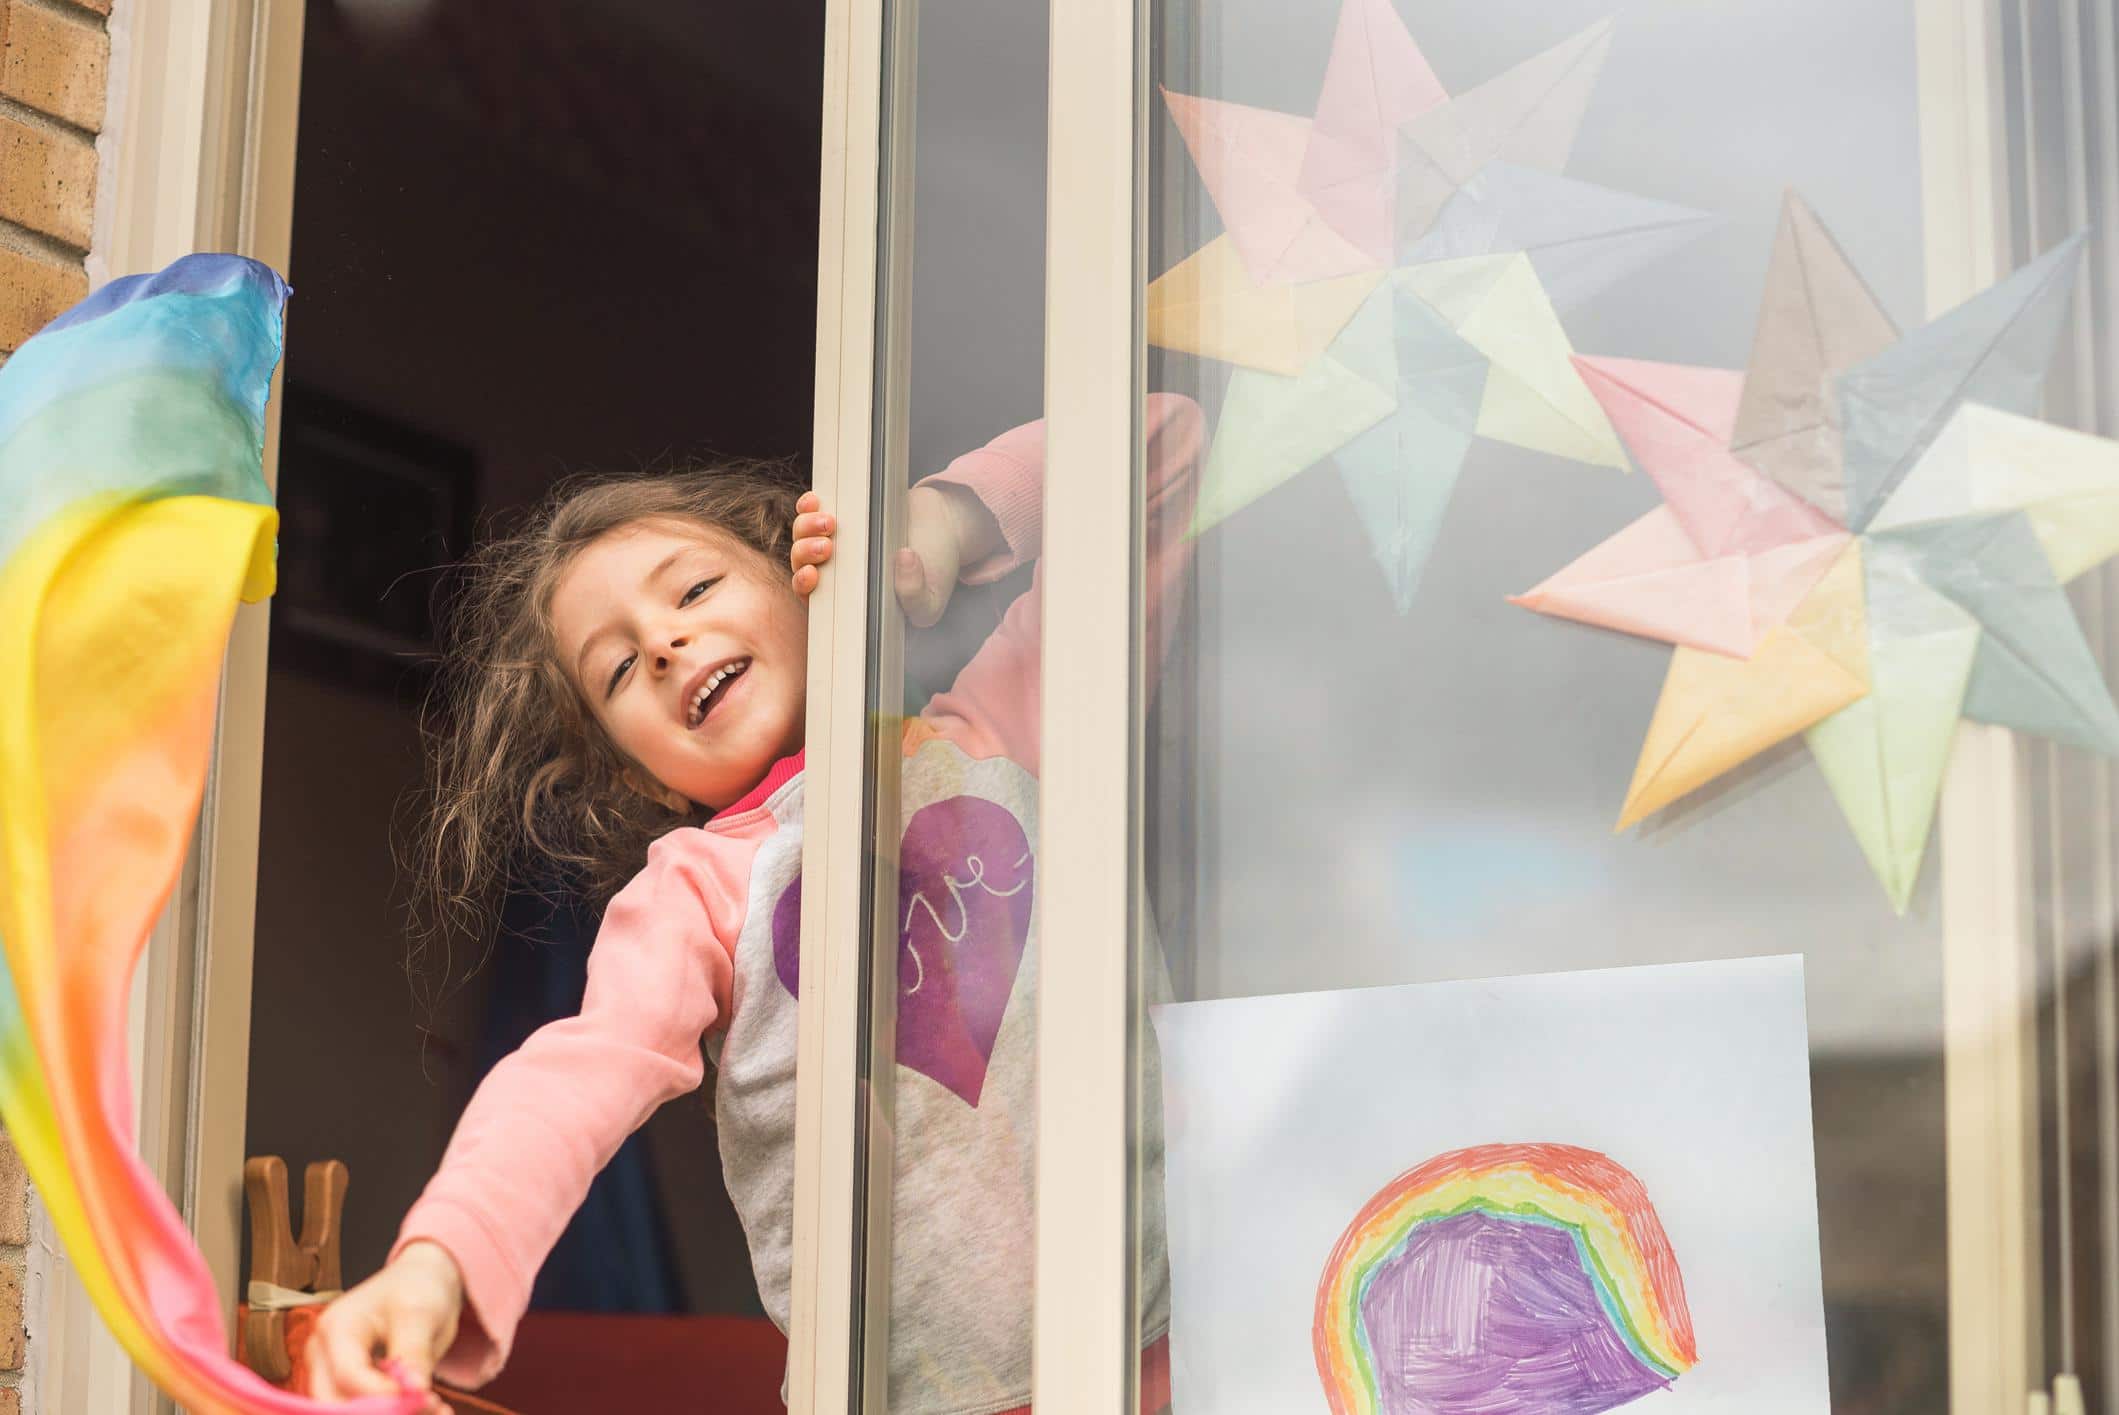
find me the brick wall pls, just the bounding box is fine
[0,0,106,355]
[0,0,114,1405]
[0,1143,22,1415]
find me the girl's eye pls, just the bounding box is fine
[680,578,718,606]
[606,653,635,697]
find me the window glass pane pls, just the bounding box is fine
[2006,1,2119,1402]
[845,0,1049,1407]
[1135,2,2119,1411]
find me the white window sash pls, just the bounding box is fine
[1032,0,1145,1408]
[786,0,898,1405]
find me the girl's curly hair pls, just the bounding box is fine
[404,459,805,998]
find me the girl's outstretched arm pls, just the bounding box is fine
[320,840,736,1395]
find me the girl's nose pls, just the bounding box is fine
[653,634,689,672]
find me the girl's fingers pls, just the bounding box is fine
[894,548,943,628]
[797,491,821,513]
[316,1316,402,1399]
[381,1319,439,1394]
[306,1312,353,1400]
[306,1356,340,1403]
[789,507,836,584]
[892,546,924,599]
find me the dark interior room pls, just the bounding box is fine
[243,2,825,1407]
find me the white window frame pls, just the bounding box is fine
[786,0,895,1405]
[46,2,304,1412]
[788,0,1149,1406]
[1030,0,1146,1409]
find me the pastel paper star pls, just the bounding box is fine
[1514,192,2113,909]
[1150,1,1707,610]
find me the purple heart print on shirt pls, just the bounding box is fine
[772,795,1033,1106]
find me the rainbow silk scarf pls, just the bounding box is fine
[0,254,415,1413]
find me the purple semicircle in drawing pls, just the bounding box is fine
[1358,1210,1671,1415]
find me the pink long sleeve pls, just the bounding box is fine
[390,837,736,1388]
[923,414,1046,587]
[918,392,1204,769]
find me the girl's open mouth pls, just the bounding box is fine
[686,658,751,729]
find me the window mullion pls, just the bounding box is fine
[1034,0,1144,1406]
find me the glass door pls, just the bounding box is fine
[794,0,1053,1408]
[803,0,2119,1412]
[1094,1,2119,1413]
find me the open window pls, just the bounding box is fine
[99,1,2119,1414]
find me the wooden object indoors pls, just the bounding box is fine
[237,1155,526,1412]
[239,1155,348,1382]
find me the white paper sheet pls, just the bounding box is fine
[1150,954,1830,1413]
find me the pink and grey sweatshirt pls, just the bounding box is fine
[393,395,1203,1414]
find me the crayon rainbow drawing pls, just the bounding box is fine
[1314,1142,1697,1415]
[0,254,416,1412]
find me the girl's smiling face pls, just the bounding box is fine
[549,517,808,811]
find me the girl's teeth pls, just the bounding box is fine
[690,660,749,725]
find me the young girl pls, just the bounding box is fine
[304,396,1202,1414]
